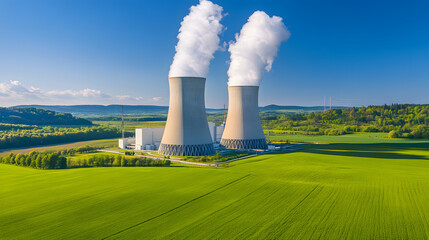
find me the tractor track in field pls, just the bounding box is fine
[288,185,320,213]
[101,174,252,239]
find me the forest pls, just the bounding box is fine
[262,104,429,139]
[0,107,92,125]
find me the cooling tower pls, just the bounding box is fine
[158,77,215,156]
[221,86,268,149]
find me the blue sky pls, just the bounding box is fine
[1,0,428,107]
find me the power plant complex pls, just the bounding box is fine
[156,77,267,155]
[118,81,269,156]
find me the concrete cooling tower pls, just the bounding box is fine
[221,86,268,149]
[158,77,215,156]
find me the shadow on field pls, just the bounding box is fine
[303,142,429,160]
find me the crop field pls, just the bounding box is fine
[0,138,117,157]
[93,120,165,133]
[268,132,424,144]
[1,135,429,239]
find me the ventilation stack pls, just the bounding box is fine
[158,77,215,156]
[221,86,268,149]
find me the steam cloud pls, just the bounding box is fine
[227,11,290,86]
[169,0,224,78]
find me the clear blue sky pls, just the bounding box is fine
[1,0,428,107]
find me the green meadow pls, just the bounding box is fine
[0,138,118,157]
[93,120,165,133]
[1,134,429,239]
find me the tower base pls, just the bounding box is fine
[220,138,268,150]
[158,143,215,156]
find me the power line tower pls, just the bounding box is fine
[324,96,326,112]
[330,96,332,110]
[223,104,226,125]
[267,121,270,144]
[121,105,125,139]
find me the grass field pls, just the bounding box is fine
[94,121,165,133]
[1,135,429,239]
[268,132,429,144]
[0,138,118,157]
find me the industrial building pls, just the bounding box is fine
[158,77,215,156]
[208,122,225,144]
[135,127,164,150]
[118,121,222,152]
[118,138,135,149]
[221,86,268,149]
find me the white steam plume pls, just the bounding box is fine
[227,11,290,86]
[169,0,224,78]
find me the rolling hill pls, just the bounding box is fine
[0,107,92,125]
[14,104,347,116]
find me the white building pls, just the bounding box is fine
[135,127,164,150]
[118,138,135,149]
[208,122,224,144]
[216,124,224,143]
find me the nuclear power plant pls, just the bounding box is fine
[118,83,270,154]
[221,86,268,149]
[115,3,287,156]
[158,77,216,156]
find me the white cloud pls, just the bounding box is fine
[0,80,40,99]
[46,88,108,98]
[0,80,162,106]
[116,95,132,100]
[10,80,20,86]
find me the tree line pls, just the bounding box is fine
[67,154,170,168]
[183,152,249,163]
[0,152,67,169]
[0,123,37,131]
[0,145,170,169]
[86,115,167,122]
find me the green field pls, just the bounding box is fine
[0,138,118,157]
[268,132,429,144]
[93,120,165,133]
[1,135,429,239]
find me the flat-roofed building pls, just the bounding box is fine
[135,127,164,150]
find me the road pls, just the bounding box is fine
[97,145,300,167]
[97,149,215,167]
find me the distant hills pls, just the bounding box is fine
[0,107,92,125]
[14,105,168,116]
[13,104,347,116]
[259,104,347,112]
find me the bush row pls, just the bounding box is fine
[0,152,67,169]
[68,154,170,168]
[0,150,170,169]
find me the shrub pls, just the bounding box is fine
[362,126,379,132]
[388,130,399,139]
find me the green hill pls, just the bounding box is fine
[0,107,92,125]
